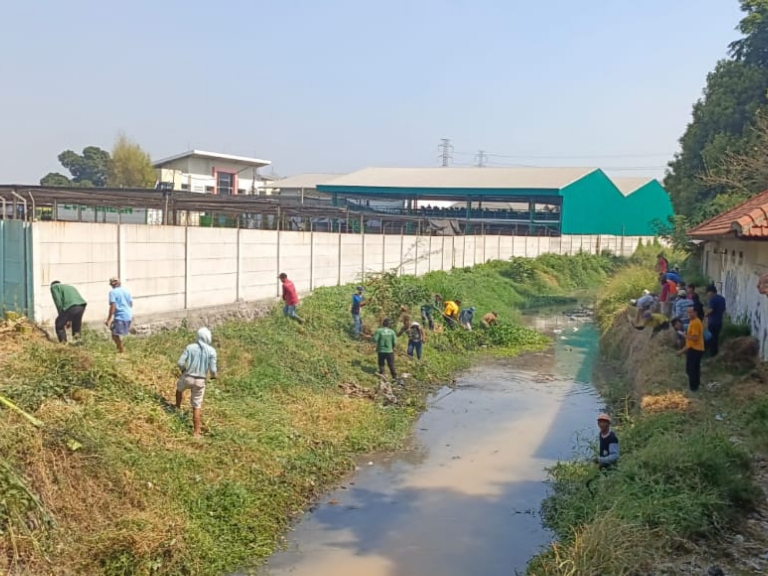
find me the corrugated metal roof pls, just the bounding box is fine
[688,189,768,238]
[319,167,598,190]
[611,177,654,197]
[270,173,345,190]
[153,150,271,168]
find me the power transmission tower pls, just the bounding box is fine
[438,138,453,167]
[475,150,487,167]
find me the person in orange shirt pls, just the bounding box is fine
[678,306,705,392]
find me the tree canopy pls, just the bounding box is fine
[108,134,156,188]
[39,136,156,189]
[665,0,768,226]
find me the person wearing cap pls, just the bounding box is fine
[105,277,133,353]
[50,281,87,343]
[373,318,397,379]
[176,327,218,438]
[351,285,367,337]
[593,414,619,469]
[406,321,425,360]
[459,306,476,330]
[633,291,656,325]
[278,273,303,323]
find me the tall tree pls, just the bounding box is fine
[108,134,156,188]
[665,1,768,224]
[40,146,112,187]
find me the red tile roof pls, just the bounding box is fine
[688,189,768,239]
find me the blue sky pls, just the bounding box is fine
[0,0,745,182]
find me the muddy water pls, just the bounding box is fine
[256,315,603,576]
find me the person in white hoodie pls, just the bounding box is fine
[176,327,218,438]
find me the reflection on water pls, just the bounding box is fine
[251,322,603,576]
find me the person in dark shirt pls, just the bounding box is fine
[50,281,87,343]
[351,286,367,337]
[705,285,726,357]
[593,413,619,469]
[687,284,705,320]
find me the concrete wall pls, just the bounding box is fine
[29,220,656,325]
[702,239,768,361]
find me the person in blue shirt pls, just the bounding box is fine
[705,285,727,357]
[351,286,367,338]
[105,277,133,353]
[666,270,683,285]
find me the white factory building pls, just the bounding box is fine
[153,150,272,196]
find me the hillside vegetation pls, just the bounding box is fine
[0,252,618,576]
[529,256,768,576]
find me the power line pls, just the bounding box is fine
[475,150,487,167]
[438,138,454,167]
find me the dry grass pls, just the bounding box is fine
[529,511,661,576]
[640,391,692,414]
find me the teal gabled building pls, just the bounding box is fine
[317,167,673,236]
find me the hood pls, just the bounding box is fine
[197,327,212,346]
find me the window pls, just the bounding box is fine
[238,188,247,195]
[205,186,215,194]
[217,172,234,195]
[181,183,189,191]
[739,251,744,266]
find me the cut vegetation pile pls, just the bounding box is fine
[529,255,768,576]
[0,253,617,576]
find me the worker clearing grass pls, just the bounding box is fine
[175,327,218,438]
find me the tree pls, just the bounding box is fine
[665,1,768,224]
[108,134,156,188]
[39,146,112,187]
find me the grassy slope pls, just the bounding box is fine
[0,253,619,576]
[528,257,768,576]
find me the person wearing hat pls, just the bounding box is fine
[278,273,303,323]
[105,277,133,353]
[593,413,619,469]
[176,327,218,438]
[351,285,367,337]
[406,321,425,360]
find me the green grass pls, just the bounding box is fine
[0,253,618,576]
[529,262,765,576]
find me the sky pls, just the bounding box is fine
[0,0,746,183]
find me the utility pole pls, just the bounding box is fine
[475,150,487,167]
[438,138,453,167]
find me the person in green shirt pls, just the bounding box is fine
[50,281,87,343]
[373,318,397,379]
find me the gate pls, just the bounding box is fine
[0,220,33,316]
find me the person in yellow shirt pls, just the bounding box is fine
[678,306,705,392]
[442,299,461,330]
[634,311,670,336]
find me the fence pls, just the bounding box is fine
[24,221,654,324]
[0,220,33,315]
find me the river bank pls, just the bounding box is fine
[529,265,768,576]
[0,253,619,576]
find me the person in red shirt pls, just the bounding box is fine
[656,253,669,275]
[278,273,304,323]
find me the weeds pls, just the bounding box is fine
[0,253,619,575]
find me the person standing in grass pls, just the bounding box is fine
[407,321,425,360]
[705,285,726,357]
[679,306,705,392]
[105,277,132,353]
[593,413,619,469]
[351,286,367,337]
[373,318,397,379]
[50,281,87,343]
[278,273,304,323]
[421,294,442,331]
[176,327,218,438]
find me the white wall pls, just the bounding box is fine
[703,239,768,361]
[30,220,655,325]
